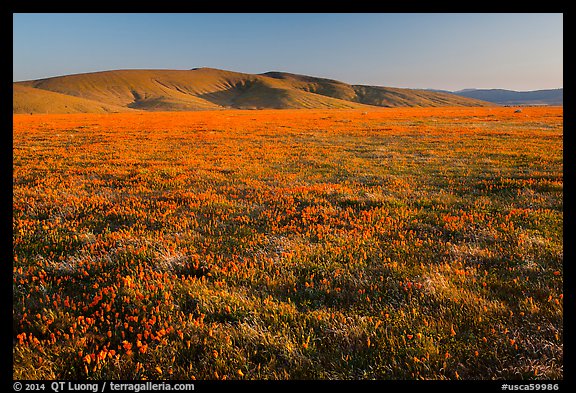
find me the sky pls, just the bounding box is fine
[13,13,563,91]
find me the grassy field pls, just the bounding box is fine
[13,107,563,380]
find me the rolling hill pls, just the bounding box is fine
[13,85,135,114]
[13,68,492,114]
[262,71,492,107]
[453,88,563,106]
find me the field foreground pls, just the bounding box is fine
[13,107,563,379]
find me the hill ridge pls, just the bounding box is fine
[14,68,493,114]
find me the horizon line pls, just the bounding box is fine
[12,67,564,93]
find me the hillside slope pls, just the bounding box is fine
[14,68,492,113]
[262,71,491,107]
[13,85,133,114]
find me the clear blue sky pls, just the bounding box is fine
[13,13,563,91]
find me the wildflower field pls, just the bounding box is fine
[13,107,563,380]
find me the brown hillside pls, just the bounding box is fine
[14,68,493,114]
[263,71,491,107]
[13,85,133,114]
